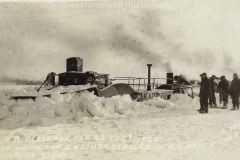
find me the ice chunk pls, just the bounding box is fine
[0,105,9,120]
[79,94,105,117]
[45,109,55,119]
[5,115,26,130]
[0,95,16,107]
[17,119,30,128]
[115,100,125,114]
[143,97,169,108]
[169,94,178,103]
[104,99,116,114]
[75,111,85,122]
[55,108,74,120]
[51,93,63,102]
[13,107,27,117]
[82,108,94,118]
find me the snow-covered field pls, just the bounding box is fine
[0,85,240,160]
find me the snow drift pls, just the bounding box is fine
[0,85,199,130]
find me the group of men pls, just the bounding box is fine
[198,73,240,114]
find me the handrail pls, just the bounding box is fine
[109,76,198,92]
[109,76,175,91]
[110,77,174,81]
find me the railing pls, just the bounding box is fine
[110,77,174,92]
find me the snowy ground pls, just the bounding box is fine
[0,85,240,160]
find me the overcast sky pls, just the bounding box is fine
[0,0,240,82]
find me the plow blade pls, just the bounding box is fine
[100,83,135,98]
[10,86,99,100]
[10,84,133,100]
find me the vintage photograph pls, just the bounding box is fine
[0,0,240,159]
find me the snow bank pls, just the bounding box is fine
[0,85,198,129]
[170,94,198,107]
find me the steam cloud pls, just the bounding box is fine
[0,2,239,81]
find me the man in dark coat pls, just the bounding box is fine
[209,75,217,108]
[218,76,229,109]
[229,73,240,110]
[197,74,204,112]
[199,73,211,113]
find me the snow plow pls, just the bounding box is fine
[10,57,139,101]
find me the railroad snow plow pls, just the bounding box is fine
[10,57,137,101]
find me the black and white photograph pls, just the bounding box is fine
[0,0,240,159]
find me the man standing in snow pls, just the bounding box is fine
[229,73,240,110]
[199,73,211,113]
[218,76,229,109]
[209,75,217,108]
[198,74,204,112]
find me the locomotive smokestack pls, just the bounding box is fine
[166,73,174,84]
[147,64,152,91]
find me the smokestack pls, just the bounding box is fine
[147,64,152,91]
[166,73,174,84]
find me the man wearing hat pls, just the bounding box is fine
[218,75,229,109]
[229,73,240,110]
[209,75,217,108]
[198,73,211,113]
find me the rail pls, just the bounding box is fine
[110,77,175,91]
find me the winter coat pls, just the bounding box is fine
[199,77,211,97]
[218,79,229,93]
[229,78,240,97]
